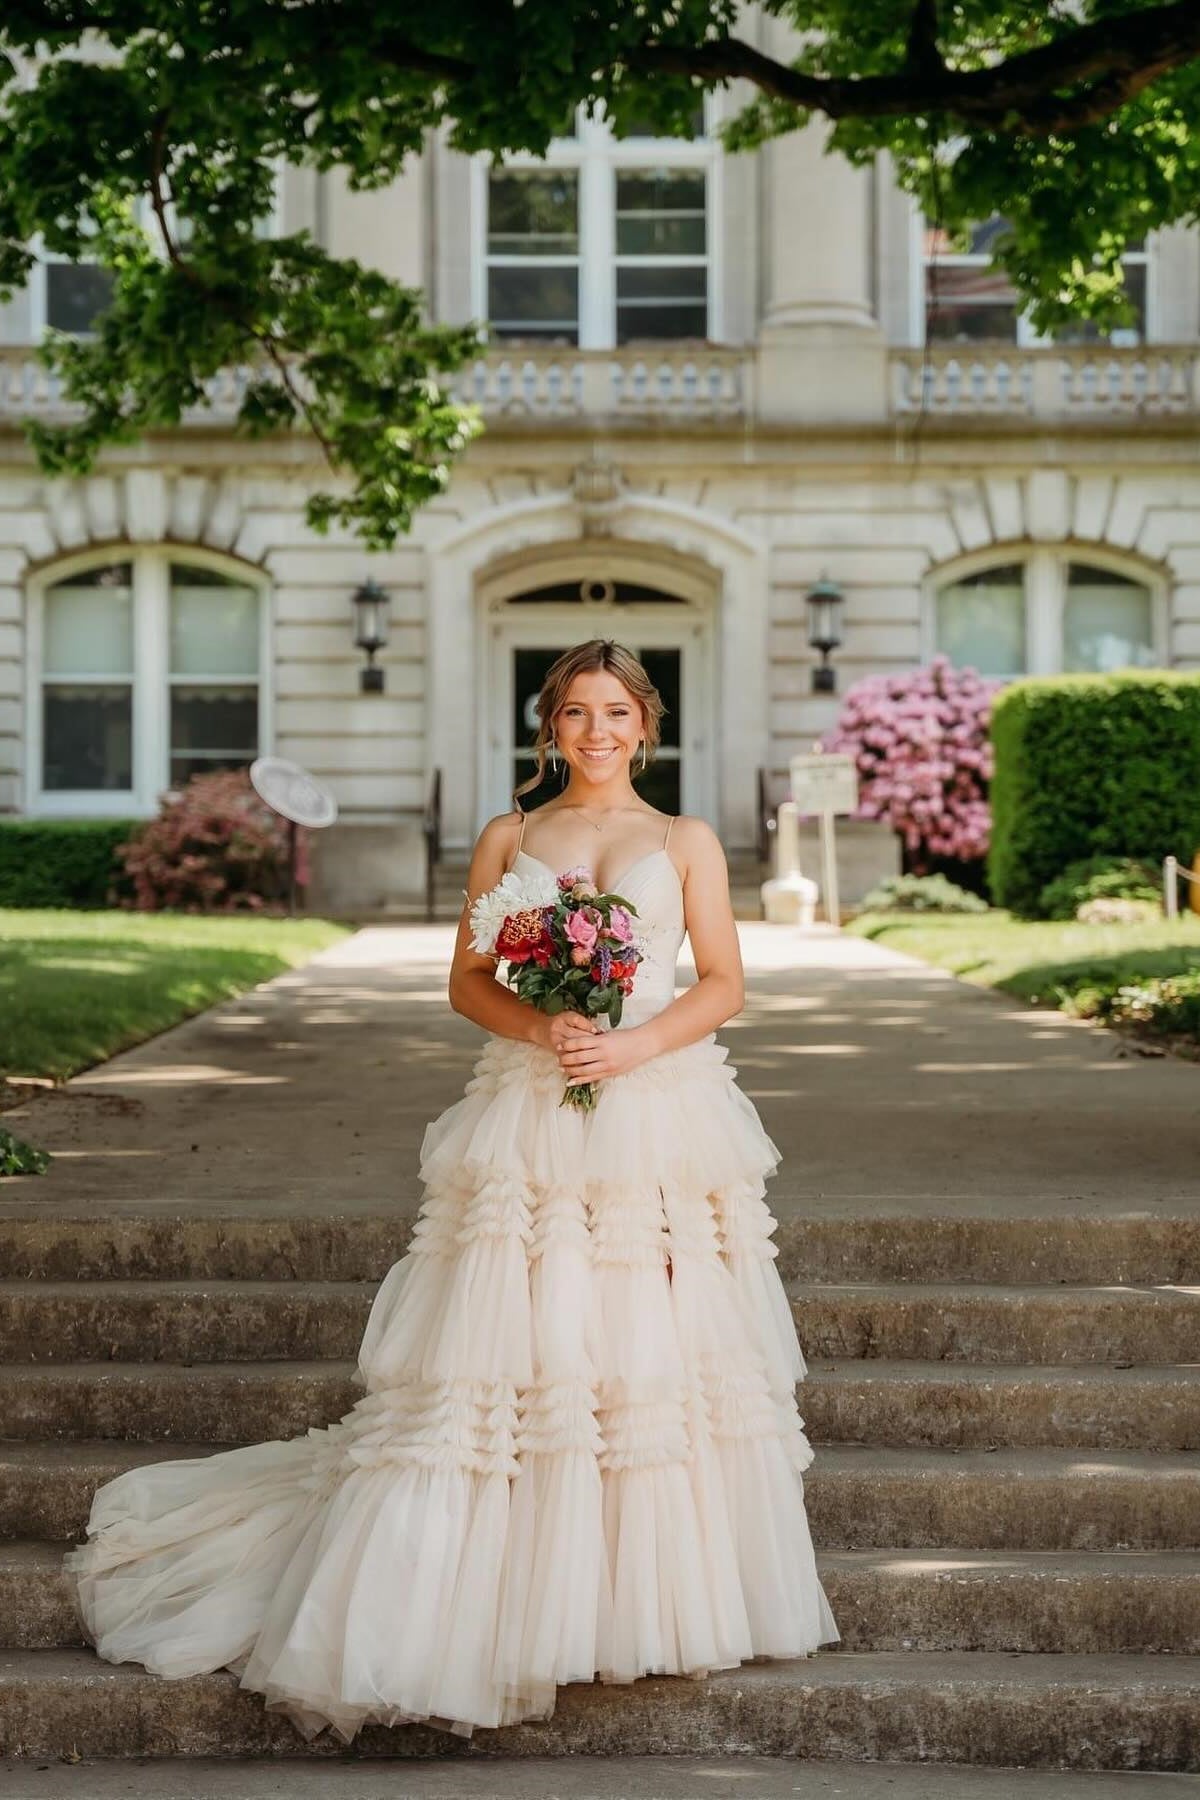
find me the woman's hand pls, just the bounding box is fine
[531,1009,598,1055]
[555,1021,651,1087]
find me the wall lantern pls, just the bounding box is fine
[806,575,844,693]
[352,578,390,693]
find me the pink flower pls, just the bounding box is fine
[570,945,592,967]
[570,879,599,900]
[606,905,634,945]
[559,865,592,889]
[565,906,600,953]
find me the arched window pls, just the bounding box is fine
[29,549,268,814]
[931,551,1158,678]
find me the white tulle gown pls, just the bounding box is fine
[66,829,840,1740]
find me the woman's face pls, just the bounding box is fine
[553,669,644,789]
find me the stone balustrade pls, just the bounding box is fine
[2,342,1200,432]
[891,345,1199,420]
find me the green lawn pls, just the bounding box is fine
[1,909,349,1082]
[849,909,1200,1047]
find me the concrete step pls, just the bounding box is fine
[8,1539,1198,1656]
[6,1278,1197,1367]
[12,1762,1200,1800]
[2,1212,1197,1286]
[791,1281,1200,1366]
[804,1359,1200,1452]
[3,1359,1197,1450]
[0,1280,373,1363]
[5,1760,1198,1800]
[6,1441,1197,1553]
[2,1648,1198,1767]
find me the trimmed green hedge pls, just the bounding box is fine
[988,671,1200,916]
[0,820,138,909]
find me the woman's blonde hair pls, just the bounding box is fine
[513,638,665,806]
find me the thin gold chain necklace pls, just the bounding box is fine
[562,801,628,833]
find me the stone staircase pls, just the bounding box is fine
[0,1209,1197,1769]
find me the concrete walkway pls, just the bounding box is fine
[3,921,1197,1224]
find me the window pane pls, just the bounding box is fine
[43,685,132,790]
[1063,565,1155,672]
[45,261,115,334]
[616,264,707,342]
[170,686,259,786]
[926,264,1020,342]
[1053,264,1147,347]
[488,266,579,340]
[616,170,706,256]
[487,171,578,255]
[170,566,259,675]
[44,569,133,676]
[936,565,1026,677]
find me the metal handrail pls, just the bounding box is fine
[423,767,443,924]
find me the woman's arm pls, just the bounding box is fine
[447,813,599,1053]
[557,819,745,1088]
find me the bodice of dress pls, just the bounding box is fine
[513,847,685,1029]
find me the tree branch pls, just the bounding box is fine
[631,1,1200,136]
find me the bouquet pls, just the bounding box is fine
[469,863,645,1111]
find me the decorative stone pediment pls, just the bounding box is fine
[571,454,625,536]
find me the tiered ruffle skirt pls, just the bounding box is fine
[67,1032,840,1739]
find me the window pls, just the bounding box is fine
[1063,563,1155,673]
[932,553,1159,678]
[480,106,718,349]
[29,550,268,814]
[486,171,580,342]
[923,215,1149,347]
[41,564,134,790]
[28,167,282,341]
[169,564,261,785]
[935,564,1027,677]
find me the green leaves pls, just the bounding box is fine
[0,1127,50,1178]
[2,1,1199,541]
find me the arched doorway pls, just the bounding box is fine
[478,548,716,828]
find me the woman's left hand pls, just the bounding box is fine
[555,1023,649,1086]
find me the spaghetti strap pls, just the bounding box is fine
[663,815,676,850]
[515,809,529,857]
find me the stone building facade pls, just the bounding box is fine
[3,51,1200,908]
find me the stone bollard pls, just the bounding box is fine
[761,801,820,924]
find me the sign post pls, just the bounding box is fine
[789,748,859,926]
[250,757,339,916]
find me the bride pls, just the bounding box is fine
[66,636,840,1740]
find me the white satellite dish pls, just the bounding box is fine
[249,757,338,913]
[250,757,338,829]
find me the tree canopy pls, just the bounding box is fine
[1,2,1198,546]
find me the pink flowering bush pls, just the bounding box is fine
[118,770,307,912]
[821,656,1000,869]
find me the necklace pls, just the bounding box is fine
[562,802,625,833]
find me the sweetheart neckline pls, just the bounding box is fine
[513,846,681,898]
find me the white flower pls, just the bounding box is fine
[467,866,558,954]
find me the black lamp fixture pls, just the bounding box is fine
[352,578,390,693]
[806,574,844,693]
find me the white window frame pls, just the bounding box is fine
[922,545,1169,679]
[24,545,273,817]
[471,101,723,349]
[911,214,1157,349]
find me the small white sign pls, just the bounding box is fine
[790,753,858,817]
